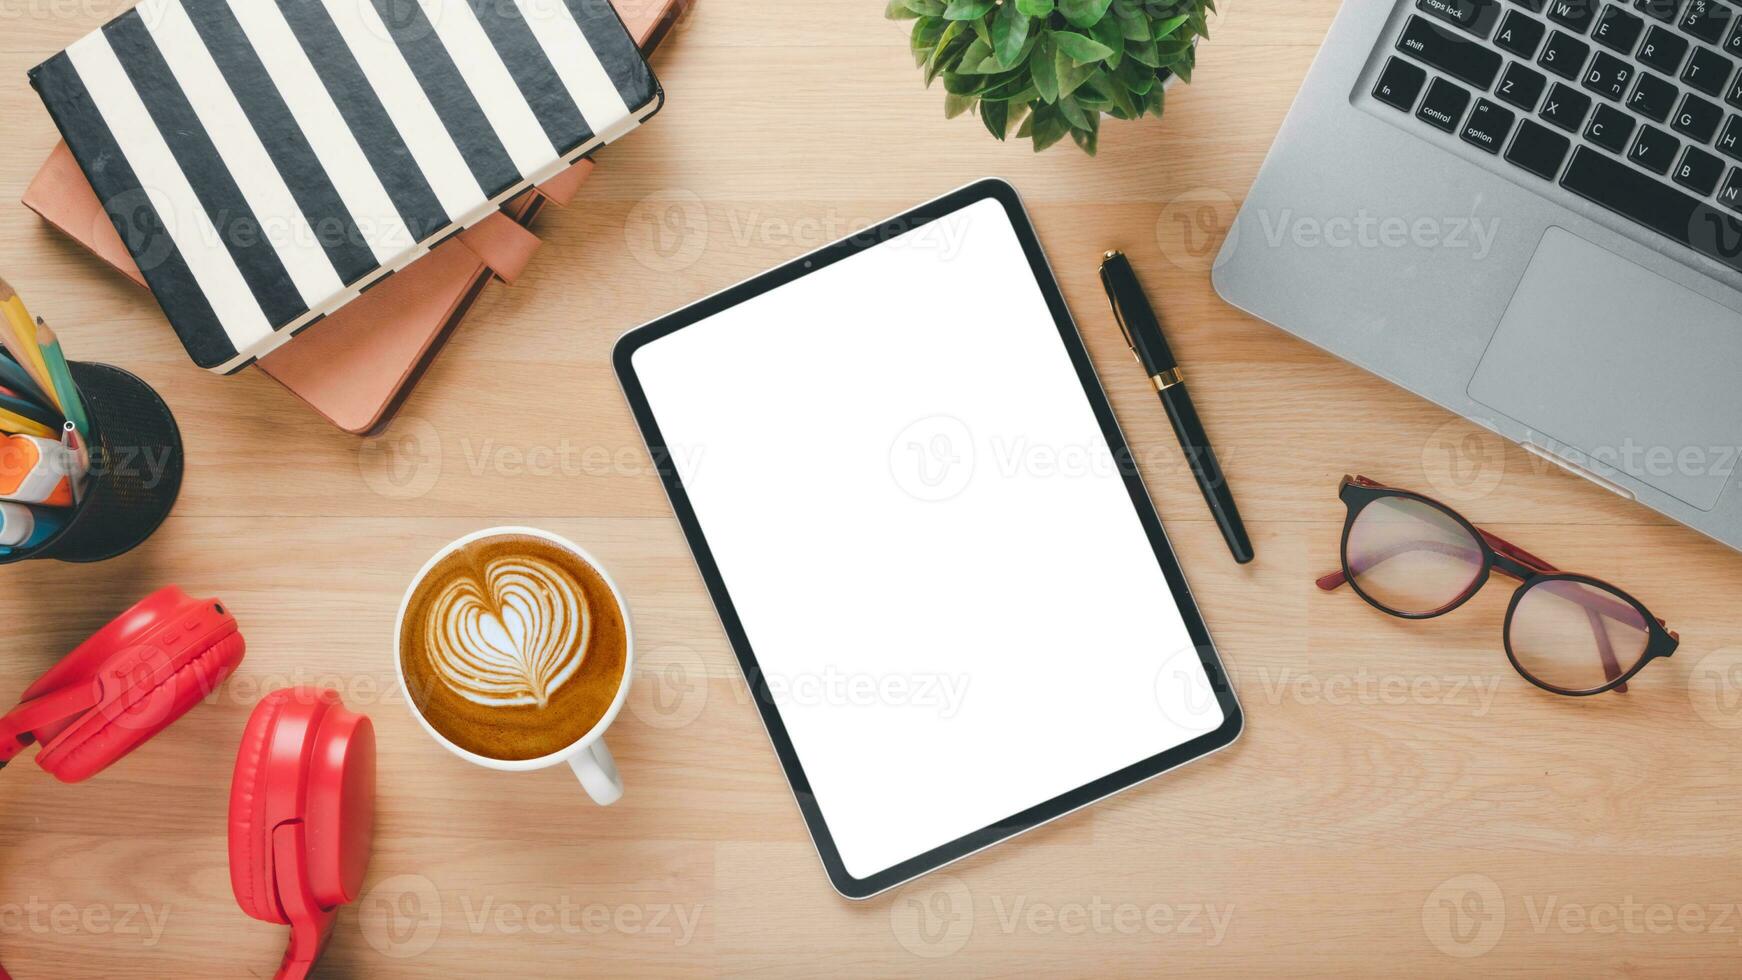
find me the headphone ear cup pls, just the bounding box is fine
[228,687,302,924]
[305,706,376,909]
[34,627,245,784]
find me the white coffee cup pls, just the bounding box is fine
[393,526,633,805]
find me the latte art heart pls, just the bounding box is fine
[424,555,592,708]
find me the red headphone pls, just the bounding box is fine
[0,586,245,781]
[228,687,376,980]
[0,589,376,980]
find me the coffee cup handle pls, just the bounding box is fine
[569,739,623,805]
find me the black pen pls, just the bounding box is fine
[1099,251,1254,564]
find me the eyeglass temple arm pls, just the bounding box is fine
[1315,531,1634,690]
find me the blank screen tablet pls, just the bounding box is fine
[616,180,1242,898]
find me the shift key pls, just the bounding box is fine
[1397,15,1504,89]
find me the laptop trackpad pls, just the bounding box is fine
[1468,227,1742,511]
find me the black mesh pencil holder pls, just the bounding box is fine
[0,361,183,564]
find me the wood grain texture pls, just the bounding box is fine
[3,1,1741,976]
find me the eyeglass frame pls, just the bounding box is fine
[1316,475,1679,697]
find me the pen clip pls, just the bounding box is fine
[1099,263,1136,354]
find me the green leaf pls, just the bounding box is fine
[942,70,990,94]
[952,36,994,72]
[886,0,920,21]
[1030,35,1059,102]
[1168,45,1194,83]
[1055,42,1095,96]
[924,24,970,84]
[992,0,1030,68]
[1070,122,1098,155]
[943,0,994,20]
[1114,4,1151,39]
[1117,55,1157,94]
[1030,104,1070,151]
[970,13,993,45]
[1104,73,1137,117]
[1152,13,1189,40]
[1057,0,1113,29]
[1016,0,1054,15]
[1091,14,1124,68]
[981,98,1009,140]
[945,92,978,118]
[1056,94,1091,130]
[1051,30,1114,65]
[1125,36,1160,67]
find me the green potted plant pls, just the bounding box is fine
[887,0,1213,154]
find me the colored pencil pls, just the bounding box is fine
[0,407,56,440]
[0,347,54,411]
[35,320,88,439]
[0,388,58,430]
[0,278,61,414]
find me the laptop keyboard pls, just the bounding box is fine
[1374,0,1742,273]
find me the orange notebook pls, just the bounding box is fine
[22,0,686,435]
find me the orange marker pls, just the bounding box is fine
[0,433,74,506]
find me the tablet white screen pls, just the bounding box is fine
[630,197,1223,880]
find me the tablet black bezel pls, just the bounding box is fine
[613,178,1243,900]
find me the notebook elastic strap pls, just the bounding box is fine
[455,214,542,286]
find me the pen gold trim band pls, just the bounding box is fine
[1152,366,1185,391]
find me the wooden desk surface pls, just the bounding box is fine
[3,1,1741,975]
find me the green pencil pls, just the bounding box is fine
[35,320,88,439]
[0,346,54,411]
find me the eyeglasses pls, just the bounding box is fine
[1317,476,1678,697]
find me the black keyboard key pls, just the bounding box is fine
[1675,91,1725,138]
[1593,4,1647,50]
[1718,114,1742,156]
[1499,61,1551,108]
[1630,71,1680,119]
[1638,25,1691,73]
[1635,0,1680,20]
[1418,0,1504,36]
[1539,30,1593,77]
[1419,76,1474,130]
[1632,123,1683,170]
[1374,57,1430,110]
[1496,11,1548,56]
[1719,167,1742,208]
[1681,0,1736,43]
[1728,17,1742,54]
[1562,147,1742,267]
[1398,16,1505,88]
[1462,98,1518,150]
[1507,118,1573,175]
[1683,46,1736,95]
[1676,145,1728,191]
[1516,0,1547,10]
[1587,101,1640,148]
[1584,50,1637,98]
[1542,81,1595,127]
[1728,72,1742,107]
[1547,0,1600,31]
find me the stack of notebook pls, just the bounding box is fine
[24,0,679,433]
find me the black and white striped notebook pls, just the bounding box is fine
[32,0,661,373]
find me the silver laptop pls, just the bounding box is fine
[1215,0,1742,549]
